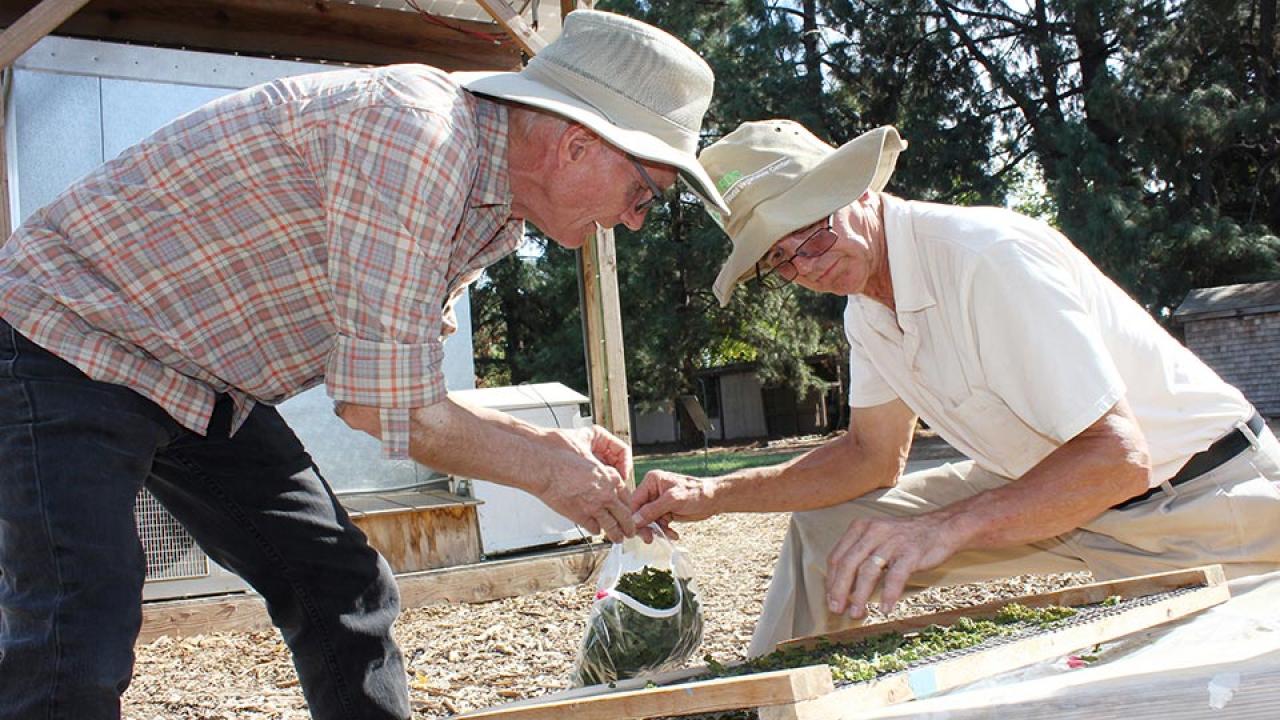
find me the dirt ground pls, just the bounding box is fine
[123,499,1089,719]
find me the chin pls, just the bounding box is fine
[531,222,588,250]
[563,225,598,249]
[553,232,589,250]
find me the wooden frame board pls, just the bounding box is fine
[139,542,607,643]
[761,565,1230,720]
[0,0,524,69]
[458,666,833,720]
[457,565,1229,720]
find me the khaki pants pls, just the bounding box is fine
[750,422,1280,657]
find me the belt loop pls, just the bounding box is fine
[1155,478,1178,503]
[1238,417,1262,451]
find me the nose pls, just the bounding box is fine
[618,206,648,231]
[790,250,823,275]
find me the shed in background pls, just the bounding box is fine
[1174,280,1280,418]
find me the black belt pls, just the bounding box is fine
[1113,411,1266,510]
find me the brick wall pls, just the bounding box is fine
[1183,312,1280,416]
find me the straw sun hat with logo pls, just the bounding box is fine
[455,10,729,215]
[700,121,907,305]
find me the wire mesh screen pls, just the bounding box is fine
[134,489,207,581]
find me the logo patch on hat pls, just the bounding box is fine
[717,171,743,192]
[720,157,787,204]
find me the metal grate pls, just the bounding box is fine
[657,586,1208,720]
[855,586,1201,687]
[134,490,207,581]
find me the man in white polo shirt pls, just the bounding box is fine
[630,120,1280,656]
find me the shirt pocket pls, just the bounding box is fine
[946,389,1055,479]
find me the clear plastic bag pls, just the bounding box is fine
[571,527,704,687]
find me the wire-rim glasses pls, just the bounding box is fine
[755,216,838,290]
[628,155,668,214]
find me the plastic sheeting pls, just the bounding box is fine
[862,570,1280,719]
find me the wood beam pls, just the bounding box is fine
[578,241,612,433]
[576,228,635,455]
[0,0,88,69]
[474,0,546,56]
[762,567,1231,720]
[458,666,834,720]
[138,542,607,643]
[464,566,1231,720]
[0,0,523,70]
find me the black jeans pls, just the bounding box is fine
[0,319,409,720]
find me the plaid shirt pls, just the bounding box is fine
[0,65,522,458]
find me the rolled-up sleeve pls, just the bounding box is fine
[319,102,475,457]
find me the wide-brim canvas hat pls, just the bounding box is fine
[455,10,729,215]
[699,121,906,305]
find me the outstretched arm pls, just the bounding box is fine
[630,399,918,536]
[338,397,637,541]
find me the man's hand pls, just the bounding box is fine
[629,470,718,541]
[556,424,634,483]
[825,513,963,620]
[335,399,640,542]
[823,400,1150,619]
[536,466,635,542]
[537,432,636,542]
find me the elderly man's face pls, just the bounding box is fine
[536,134,677,249]
[759,199,881,297]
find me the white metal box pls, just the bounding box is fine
[449,383,593,555]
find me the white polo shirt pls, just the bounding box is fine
[845,196,1252,483]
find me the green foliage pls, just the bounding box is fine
[905,0,1280,317]
[470,235,588,393]
[705,602,1079,684]
[574,567,704,686]
[615,566,682,608]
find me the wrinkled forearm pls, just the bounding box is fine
[707,432,902,514]
[341,398,564,496]
[707,401,916,515]
[405,398,561,495]
[932,404,1150,551]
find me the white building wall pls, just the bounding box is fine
[632,407,679,445]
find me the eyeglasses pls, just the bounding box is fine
[755,216,838,290]
[627,155,668,214]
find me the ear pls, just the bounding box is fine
[557,123,603,166]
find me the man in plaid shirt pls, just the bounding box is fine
[0,11,728,720]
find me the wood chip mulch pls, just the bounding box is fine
[123,512,1089,719]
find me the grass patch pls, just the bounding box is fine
[634,449,804,482]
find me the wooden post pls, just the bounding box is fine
[590,229,632,445]
[577,237,610,426]
[0,0,90,70]
[473,0,547,55]
[576,228,633,452]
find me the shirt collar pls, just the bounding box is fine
[882,194,937,313]
[468,95,513,208]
